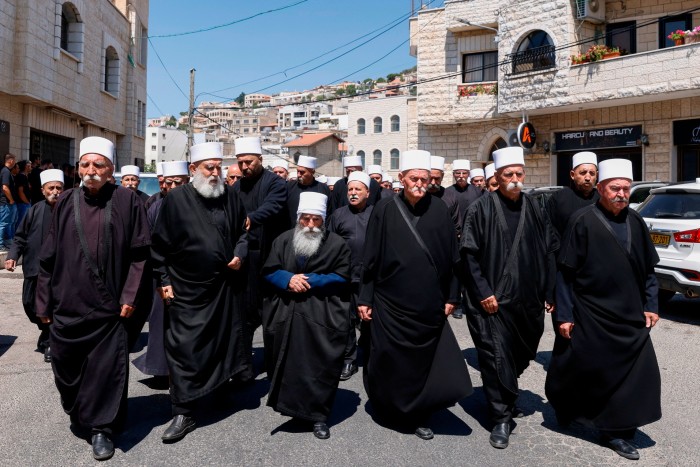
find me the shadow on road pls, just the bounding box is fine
[119,393,172,452]
[269,388,361,435]
[458,387,551,432]
[363,399,472,437]
[0,334,17,358]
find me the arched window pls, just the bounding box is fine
[511,30,555,74]
[357,118,365,135]
[373,150,382,165]
[60,3,84,60]
[390,115,400,132]
[390,149,400,170]
[374,117,382,133]
[104,46,120,95]
[489,138,508,160]
[356,150,365,167]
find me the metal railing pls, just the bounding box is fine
[507,45,556,75]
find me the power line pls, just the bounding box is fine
[148,37,189,100]
[146,93,166,118]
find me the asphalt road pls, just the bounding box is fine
[1,268,698,466]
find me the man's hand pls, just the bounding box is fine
[558,322,574,339]
[358,305,372,321]
[227,256,242,270]
[4,259,16,272]
[39,316,51,324]
[445,303,456,316]
[480,295,498,314]
[288,274,310,293]
[644,311,660,328]
[245,217,251,231]
[158,285,175,305]
[545,301,555,314]
[120,303,135,318]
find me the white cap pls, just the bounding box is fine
[367,164,382,176]
[316,174,328,184]
[452,159,471,171]
[470,168,485,178]
[484,163,496,180]
[79,136,114,164]
[121,165,140,177]
[273,160,289,171]
[572,151,598,169]
[40,169,64,186]
[190,142,223,163]
[297,192,328,220]
[493,147,525,169]
[162,161,189,177]
[392,181,402,189]
[156,162,164,176]
[430,156,445,172]
[343,155,363,168]
[348,171,371,188]
[400,150,431,172]
[598,159,633,182]
[297,156,317,169]
[235,136,262,156]
[385,175,394,183]
[327,176,341,186]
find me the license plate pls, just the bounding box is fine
[650,232,670,247]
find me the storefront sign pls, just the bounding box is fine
[517,122,536,149]
[555,125,642,152]
[0,120,9,157]
[673,119,700,145]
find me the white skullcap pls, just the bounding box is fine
[190,142,223,163]
[316,174,328,184]
[40,169,64,186]
[297,192,328,220]
[156,162,164,176]
[343,155,363,168]
[235,136,262,156]
[162,161,189,177]
[493,147,525,169]
[598,159,633,182]
[297,156,317,169]
[79,136,114,164]
[484,163,496,180]
[273,160,289,171]
[348,171,371,188]
[452,159,471,171]
[400,150,431,172]
[121,165,140,177]
[327,176,341,186]
[470,168,485,178]
[572,151,598,169]
[367,164,382,176]
[385,175,394,183]
[431,156,445,171]
[392,181,402,189]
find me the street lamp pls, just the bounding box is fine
[455,18,500,43]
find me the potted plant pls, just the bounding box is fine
[570,52,589,65]
[602,46,620,59]
[667,29,686,46]
[685,26,700,44]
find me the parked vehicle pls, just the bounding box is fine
[113,172,160,196]
[629,181,669,210]
[523,186,564,209]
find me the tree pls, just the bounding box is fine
[376,77,386,83]
[386,73,398,82]
[167,116,177,127]
[179,111,188,116]
[315,95,326,101]
[334,88,345,96]
[345,84,357,96]
[235,92,246,106]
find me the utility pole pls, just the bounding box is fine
[188,68,196,155]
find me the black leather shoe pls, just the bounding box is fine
[489,422,511,449]
[415,427,434,440]
[339,362,358,381]
[91,433,114,461]
[451,309,464,319]
[44,346,52,363]
[606,438,640,460]
[162,415,196,443]
[313,422,330,440]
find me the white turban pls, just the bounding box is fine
[79,136,114,164]
[348,171,371,188]
[297,192,328,220]
[40,169,64,186]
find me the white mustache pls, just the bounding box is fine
[507,181,524,191]
[427,183,439,190]
[302,226,322,234]
[410,186,427,193]
[47,194,59,201]
[612,196,629,204]
[349,195,359,201]
[83,174,100,182]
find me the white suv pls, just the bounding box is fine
[638,178,700,303]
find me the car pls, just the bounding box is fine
[523,186,564,209]
[113,172,160,196]
[629,181,669,210]
[637,178,700,304]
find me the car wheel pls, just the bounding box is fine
[658,289,676,306]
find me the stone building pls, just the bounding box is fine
[410,0,700,185]
[0,0,149,169]
[282,132,345,177]
[145,126,188,166]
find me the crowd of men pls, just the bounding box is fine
[3,136,661,462]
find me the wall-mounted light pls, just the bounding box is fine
[640,133,650,146]
[542,141,551,153]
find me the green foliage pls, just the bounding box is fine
[386,73,398,81]
[345,84,357,96]
[235,92,246,106]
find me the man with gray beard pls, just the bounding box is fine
[262,192,352,439]
[151,142,249,443]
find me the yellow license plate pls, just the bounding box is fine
[650,233,670,247]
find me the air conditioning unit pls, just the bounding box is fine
[575,0,605,24]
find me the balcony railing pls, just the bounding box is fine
[507,45,556,75]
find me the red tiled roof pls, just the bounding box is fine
[283,132,344,148]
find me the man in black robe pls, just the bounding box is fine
[225,164,243,186]
[271,160,289,180]
[144,162,166,211]
[328,155,383,214]
[5,169,64,362]
[285,155,330,226]
[35,137,151,461]
[445,159,482,223]
[120,165,150,203]
[263,192,351,439]
[427,155,461,237]
[359,150,472,440]
[151,142,248,443]
[328,171,374,381]
[232,137,288,381]
[545,159,661,461]
[484,163,499,192]
[461,146,558,449]
[470,168,486,191]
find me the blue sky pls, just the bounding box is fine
[146,0,444,117]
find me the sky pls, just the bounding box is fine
[146,0,445,118]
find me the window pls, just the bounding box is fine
[373,150,382,165]
[151,145,156,151]
[162,146,166,153]
[357,118,365,134]
[489,138,508,160]
[151,132,156,138]
[391,115,400,132]
[390,149,400,170]
[136,100,145,137]
[462,51,498,83]
[659,14,692,49]
[356,150,365,167]
[374,117,382,133]
[606,21,636,55]
[509,30,555,75]
[60,3,83,59]
[103,46,119,95]
[138,25,148,65]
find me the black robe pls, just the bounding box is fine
[328,204,373,284]
[151,184,248,404]
[262,230,352,422]
[359,193,472,423]
[445,183,482,224]
[286,179,331,226]
[36,184,151,428]
[545,204,661,430]
[329,177,383,215]
[430,186,461,237]
[546,186,600,239]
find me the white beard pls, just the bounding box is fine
[192,170,225,198]
[292,224,324,258]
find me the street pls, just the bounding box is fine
[1,268,698,466]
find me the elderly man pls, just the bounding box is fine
[120,165,150,202]
[367,164,383,183]
[5,169,64,362]
[470,168,486,191]
[272,160,290,180]
[427,155,461,237]
[328,171,374,381]
[328,155,383,213]
[35,137,151,461]
[359,150,472,440]
[380,175,393,191]
[445,159,482,224]
[145,162,166,210]
[484,163,499,192]
[461,146,558,449]
[286,155,330,226]
[391,181,402,193]
[233,136,288,381]
[225,164,243,186]
[326,176,340,191]
[545,159,661,461]
[263,192,351,440]
[0,153,17,251]
[546,151,600,238]
[151,142,248,443]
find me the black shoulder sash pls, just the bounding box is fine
[393,196,439,276]
[73,188,113,284]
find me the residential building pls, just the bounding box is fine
[0,0,149,169]
[145,126,188,166]
[244,93,271,108]
[278,103,332,131]
[410,0,700,185]
[282,132,345,177]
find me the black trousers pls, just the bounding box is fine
[22,277,50,348]
[241,250,263,380]
[343,291,360,365]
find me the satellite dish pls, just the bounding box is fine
[589,0,599,12]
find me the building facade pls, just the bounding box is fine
[145,126,188,166]
[0,0,149,169]
[410,0,700,185]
